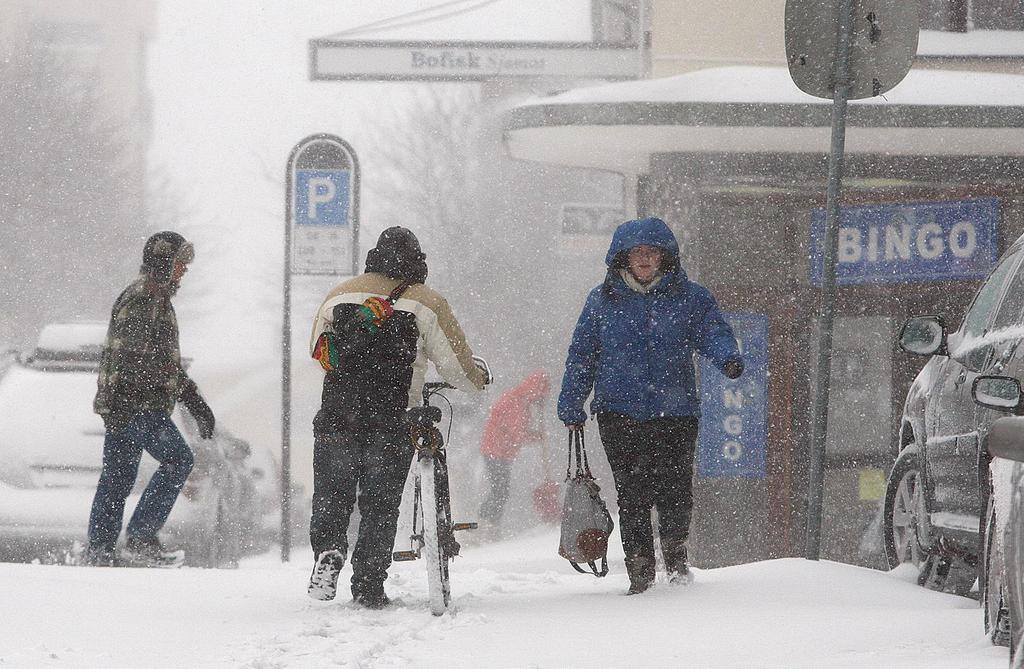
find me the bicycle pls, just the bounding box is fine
[393,358,492,615]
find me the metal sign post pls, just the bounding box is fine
[282,134,360,561]
[784,0,918,560]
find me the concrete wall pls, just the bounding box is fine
[651,0,787,77]
[0,0,156,152]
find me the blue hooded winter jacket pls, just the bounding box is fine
[557,217,742,425]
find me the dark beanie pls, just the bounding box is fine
[364,226,428,284]
[142,231,193,284]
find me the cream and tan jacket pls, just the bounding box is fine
[310,272,485,427]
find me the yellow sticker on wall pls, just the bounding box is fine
[859,468,886,501]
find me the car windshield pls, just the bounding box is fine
[957,245,1024,342]
[992,257,1024,332]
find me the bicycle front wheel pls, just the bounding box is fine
[418,454,450,615]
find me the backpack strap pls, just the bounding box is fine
[570,557,609,578]
[387,281,410,304]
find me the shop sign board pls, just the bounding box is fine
[310,40,642,82]
[809,198,1000,285]
[698,313,769,480]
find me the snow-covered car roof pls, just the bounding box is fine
[28,322,108,370]
[0,364,106,472]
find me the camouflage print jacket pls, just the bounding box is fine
[93,275,194,430]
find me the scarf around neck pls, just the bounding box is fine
[619,269,663,294]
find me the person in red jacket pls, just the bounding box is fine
[478,370,550,530]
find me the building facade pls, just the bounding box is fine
[1,0,156,155]
[0,1,157,349]
[506,0,1024,567]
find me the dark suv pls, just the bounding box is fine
[885,232,1024,644]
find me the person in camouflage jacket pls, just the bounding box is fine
[86,231,215,567]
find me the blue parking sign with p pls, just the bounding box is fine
[295,170,351,227]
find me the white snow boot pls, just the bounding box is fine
[308,550,346,601]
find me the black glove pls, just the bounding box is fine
[180,381,216,439]
[723,359,744,380]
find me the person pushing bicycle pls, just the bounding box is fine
[306,227,487,609]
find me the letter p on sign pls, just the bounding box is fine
[307,177,336,221]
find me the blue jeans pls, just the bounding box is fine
[88,410,194,551]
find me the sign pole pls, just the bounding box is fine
[805,0,853,561]
[786,0,918,559]
[281,141,299,563]
[282,231,293,563]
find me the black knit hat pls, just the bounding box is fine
[364,226,427,284]
[142,231,194,284]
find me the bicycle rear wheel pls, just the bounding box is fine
[418,454,450,615]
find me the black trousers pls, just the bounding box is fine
[596,413,699,564]
[310,424,414,592]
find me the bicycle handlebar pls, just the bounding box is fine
[421,356,491,405]
[422,381,453,406]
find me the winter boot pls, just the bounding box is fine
[308,550,346,601]
[625,555,656,595]
[352,580,391,609]
[663,539,694,585]
[122,536,184,568]
[84,545,120,567]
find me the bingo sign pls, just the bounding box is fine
[697,313,769,480]
[287,135,359,276]
[810,198,999,285]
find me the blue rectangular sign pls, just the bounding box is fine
[295,169,351,227]
[697,313,768,480]
[809,198,999,286]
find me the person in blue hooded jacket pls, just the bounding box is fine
[558,216,743,595]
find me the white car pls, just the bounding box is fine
[0,322,279,567]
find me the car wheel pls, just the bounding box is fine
[884,447,927,570]
[984,498,1012,647]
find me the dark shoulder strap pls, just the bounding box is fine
[387,282,411,304]
[565,429,594,480]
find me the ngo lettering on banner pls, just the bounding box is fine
[293,169,352,275]
[697,313,768,480]
[809,198,999,286]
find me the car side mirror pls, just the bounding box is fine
[987,416,1024,462]
[899,316,947,356]
[973,375,1023,413]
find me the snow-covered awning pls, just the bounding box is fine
[503,66,1024,175]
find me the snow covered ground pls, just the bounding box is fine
[0,529,1006,668]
